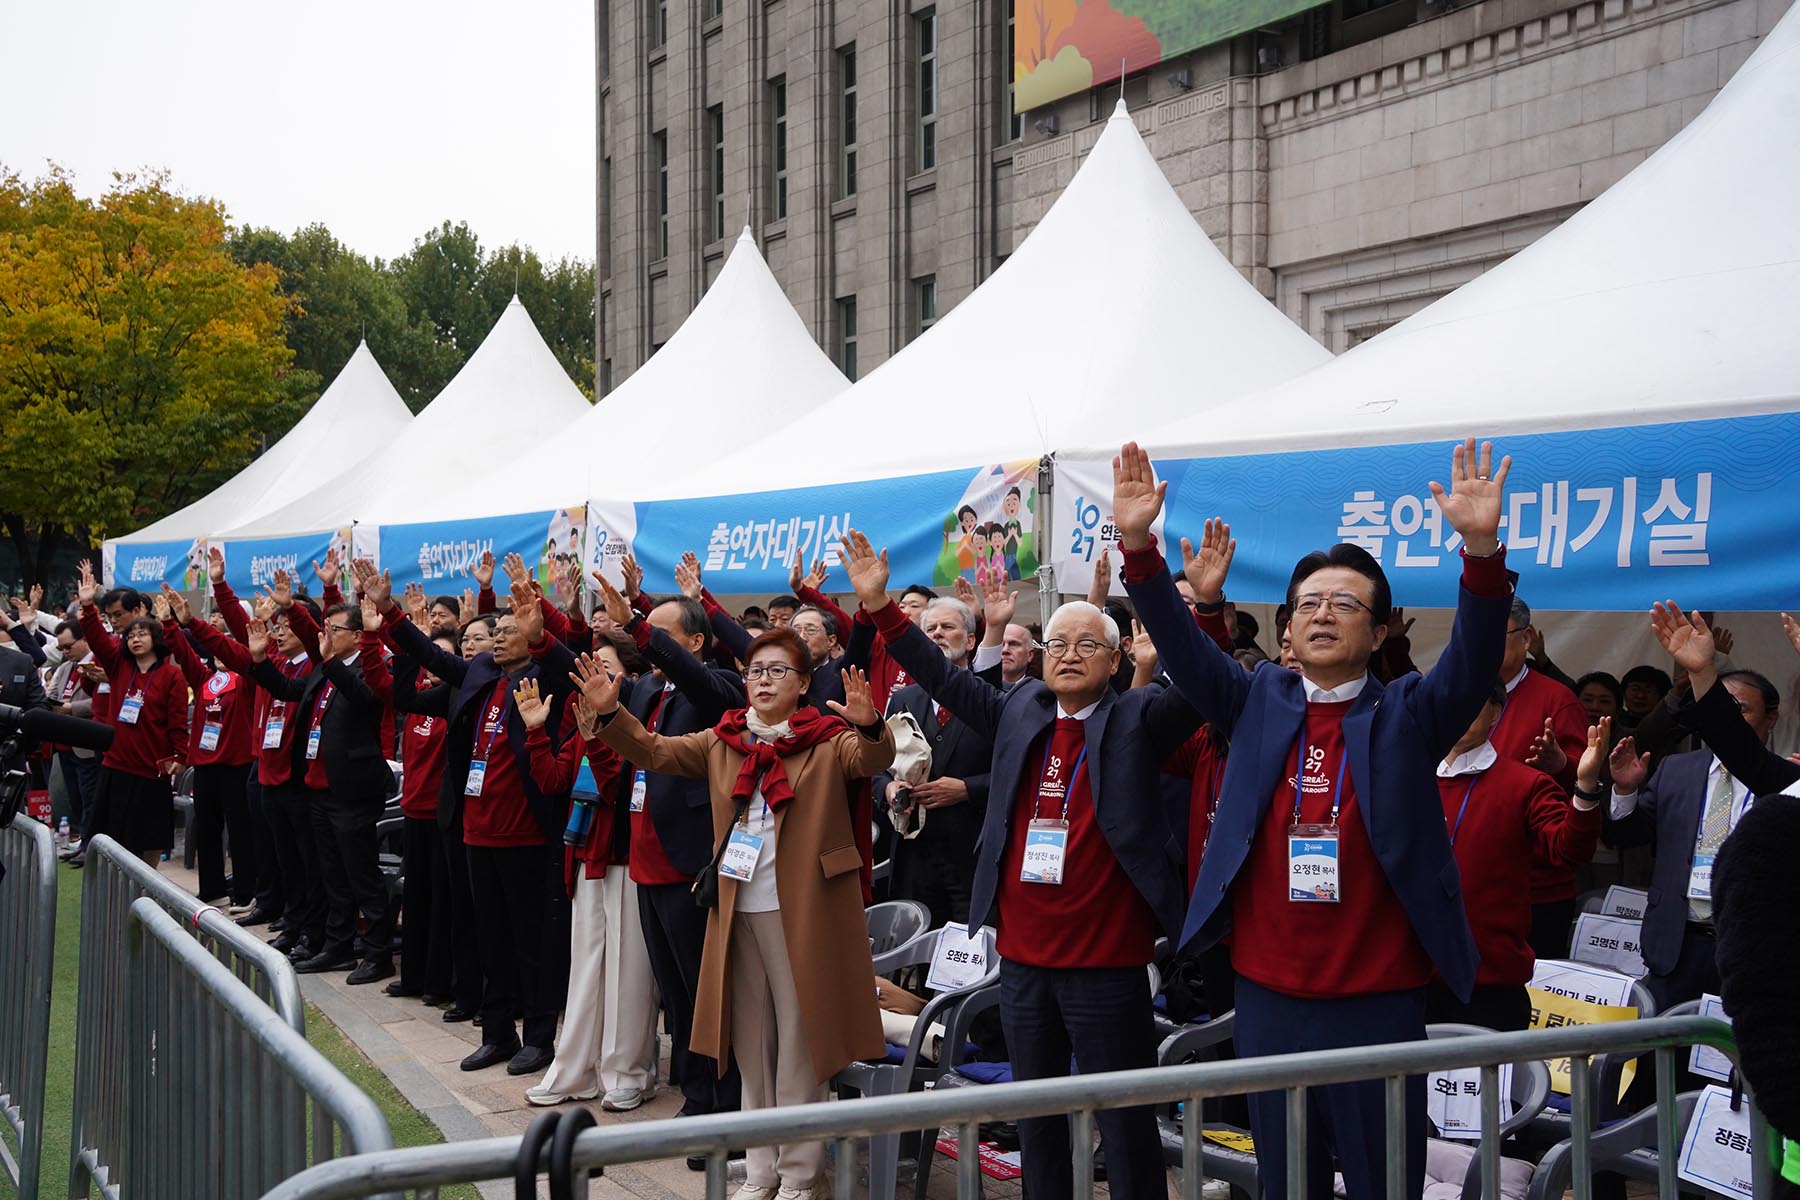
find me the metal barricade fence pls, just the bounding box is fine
[0,814,56,1198]
[120,899,394,1200]
[70,833,305,1200]
[262,1014,1774,1200]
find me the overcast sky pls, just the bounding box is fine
[2,0,597,264]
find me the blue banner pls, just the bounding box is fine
[1121,411,1798,611]
[378,507,586,593]
[210,531,347,595]
[602,461,1045,595]
[107,538,209,591]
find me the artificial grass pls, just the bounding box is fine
[1,860,478,1200]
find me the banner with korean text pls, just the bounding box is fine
[1053,411,1799,610]
[210,529,353,596]
[104,537,211,591]
[375,507,586,594]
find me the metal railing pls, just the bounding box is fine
[0,814,56,1198]
[117,899,393,1200]
[262,1014,1771,1200]
[70,833,305,1199]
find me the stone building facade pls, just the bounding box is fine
[594,0,1787,390]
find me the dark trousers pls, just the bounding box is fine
[1234,977,1428,1200]
[639,880,740,1115]
[1646,924,1720,1011]
[56,752,95,839]
[312,788,390,960]
[998,960,1165,1200]
[1426,982,1532,1032]
[540,854,571,1014]
[399,816,454,996]
[192,762,255,904]
[1529,897,1577,962]
[891,831,974,927]
[269,783,325,947]
[467,842,558,1049]
[442,813,484,1013]
[246,776,285,914]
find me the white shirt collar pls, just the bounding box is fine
[1438,741,1499,778]
[1505,664,1530,693]
[1059,698,1102,721]
[340,650,360,667]
[1300,673,1368,704]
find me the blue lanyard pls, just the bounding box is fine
[1448,775,1480,846]
[1034,740,1088,824]
[1291,731,1349,827]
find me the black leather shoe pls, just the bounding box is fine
[441,1005,475,1023]
[294,951,356,974]
[506,1045,554,1076]
[346,958,395,986]
[269,915,291,932]
[420,993,450,1007]
[284,941,317,962]
[272,930,302,954]
[460,1040,521,1072]
[383,980,422,997]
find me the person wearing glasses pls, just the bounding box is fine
[839,528,1205,1200]
[573,627,893,1200]
[1118,438,1513,1200]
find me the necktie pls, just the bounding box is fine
[936,705,953,728]
[1688,767,1737,921]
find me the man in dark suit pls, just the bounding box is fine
[872,596,993,926]
[1607,601,1781,1009]
[1119,438,1513,1200]
[840,528,1203,1200]
[0,626,47,783]
[250,600,396,984]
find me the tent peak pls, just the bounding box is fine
[1110,97,1129,119]
[737,225,756,246]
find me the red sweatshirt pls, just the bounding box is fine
[461,677,544,848]
[524,706,627,894]
[801,584,911,708]
[79,604,189,779]
[185,613,314,788]
[399,707,448,819]
[1490,668,1590,905]
[163,620,255,767]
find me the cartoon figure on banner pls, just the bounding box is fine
[326,528,354,576]
[541,507,587,598]
[935,465,1039,587]
[184,538,210,590]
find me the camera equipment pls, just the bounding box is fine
[0,702,115,827]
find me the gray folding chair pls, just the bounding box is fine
[864,899,930,958]
[1525,1091,1702,1200]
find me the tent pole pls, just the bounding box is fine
[1036,454,1057,627]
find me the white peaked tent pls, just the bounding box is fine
[113,341,412,544]
[639,99,1331,500]
[375,229,848,525]
[217,297,594,538]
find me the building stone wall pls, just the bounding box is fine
[596,0,1787,386]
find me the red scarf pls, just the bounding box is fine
[711,706,849,809]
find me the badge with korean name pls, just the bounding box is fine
[118,692,144,725]
[1020,819,1069,885]
[305,727,322,760]
[1288,824,1340,902]
[718,828,763,881]
[199,722,222,752]
[464,761,487,796]
[630,769,647,813]
[263,715,285,749]
[1687,853,1715,903]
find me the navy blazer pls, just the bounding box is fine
[1126,553,1509,1001]
[879,619,1201,942]
[1604,747,1718,977]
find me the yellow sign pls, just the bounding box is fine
[1527,986,1638,1098]
[1203,1129,1256,1153]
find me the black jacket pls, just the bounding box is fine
[872,680,995,915]
[252,651,394,802]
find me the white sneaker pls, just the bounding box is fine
[525,1083,599,1107]
[601,1087,647,1112]
[776,1182,829,1200]
[733,1186,779,1200]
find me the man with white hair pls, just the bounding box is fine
[840,530,1204,1200]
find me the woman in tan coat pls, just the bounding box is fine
[574,625,893,1200]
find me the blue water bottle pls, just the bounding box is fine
[564,793,596,847]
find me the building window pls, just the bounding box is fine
[915,11,937,171]
[651,0,668,47]
[768,77,788,220]
[707,105,726,240]
[836,297,858,380]
[1004,1,1021,141]
[912,275,937,339]
[702,0,722,19]
[838,46,858,198]
[600,358,613,395]
[599,0,611,76]
[651,131,669,259]
[600,155,613,277]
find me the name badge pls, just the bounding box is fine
[630,769,647,813]
[1687,853,1715,902]
[305,727,322,760]
[718,828,763,881]
[118,693,144,725]
[199,722,222,752]
[464,761,487,797]
[1288,824,1340,902]
[1020,818,1069,885]
[262,716,285,749]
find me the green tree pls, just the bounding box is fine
[0,167,297,581]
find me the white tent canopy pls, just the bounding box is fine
[113,341,412,544]
[375,229,847,525]
[635,99,1331,501]
[218,297,593,538]
[1122,0,1800,460]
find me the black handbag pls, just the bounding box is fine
[691,795,750,910]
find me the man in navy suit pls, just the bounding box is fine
[1606,600,1782,1009]
[1117,438,1514,1200]
[840,528,1204,1200]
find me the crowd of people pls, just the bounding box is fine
[5,434,1798,1200]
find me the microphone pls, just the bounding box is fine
[0,703,116,753]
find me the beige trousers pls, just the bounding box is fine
[729,910,828,1188]
[534,866,660,1099]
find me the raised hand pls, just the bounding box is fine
[980,572,1017,630]
[837,530,890,609]
[313,550,341,589]
[403,582,429,628]
[459,589,477,624]
[1713,624,1734,658]
[162,584,193,626]
[360,592,382,632]
[1130,619,1159,674]
[591,569,635,628]
[803,554,829,592]
[247,619,272,662]
[473,550,495,590]
[620,554,643,602]
[1389,606,1416,639]
[1179,518,1236,605]
[252,593,278,622]
[357,562,393,610]
[1525,716,1568,776]
[151,587,173,623]
[1111,441,1167,551]
[1087,546,1112,606]
[788,548,806,594]
[27,582,42,610]
[1428,437,1510,556]
[952,575,978,610]
[828,666,878,726]
[673,555,703,600]
[500,552,529,591]
[76,559,99,607]
[207,546,227,585]
[514,677,551,730]
[1649,601,1715,675]
[511,577,544,645]
[11,589,39,629]
[1784,613,1800,657]
[1608,735,1650,793]
[269,568,294,610]
[1577,717,1611,791]
[570,651,624,714]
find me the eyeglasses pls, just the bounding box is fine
[1039,638,1108,660]
[1506,626,1530,638]
[325,623,355,633]
[743,663,798,681]
[1292,593,1373,618]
